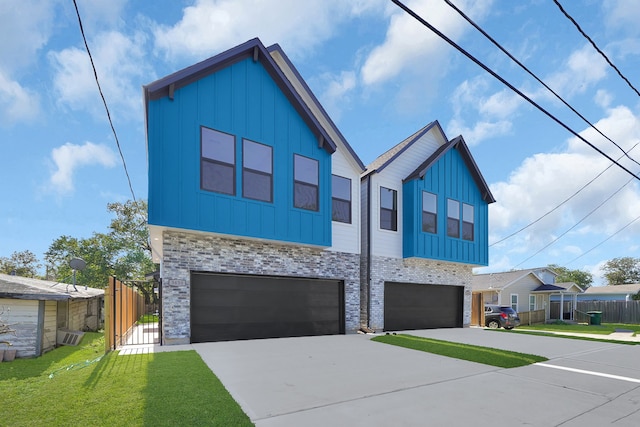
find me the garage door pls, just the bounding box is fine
[384,282,463,331]
[191,272,345,343]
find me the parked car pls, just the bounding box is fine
[484,305,520,329]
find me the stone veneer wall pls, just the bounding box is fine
[161,230,361,344]
[366,255,473,331]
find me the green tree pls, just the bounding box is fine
[547,264,593,289]
[0,250,41,277]
[601,257,640,286]
[44,200,156,289]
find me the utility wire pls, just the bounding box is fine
[389,0,640,182]
[72,0,136,201]
[513,173,635,268]
[489,143,638,247]
[564,214,640,267]
[553,0,640,99]
[445,0,640,169]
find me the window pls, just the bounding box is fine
[380,187,397,231]
[529,295,536,311]
[243,139,272,202]
[201,127,235,195]
[462,203,474,241]
[511,294,518,312]
[447,199,460,238]
[294,154,319,211]
[332,175,351,223]
[422,192,437,234]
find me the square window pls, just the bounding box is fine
[380,187,397,231]
[243,139,272,202]
[332,175,351,223]
[201,127,235,195]
[462,203,474,241]
[422,192,437,234]
[294,154,319,211]
[447,199,460,238]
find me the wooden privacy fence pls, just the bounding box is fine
[518,309,546,325]
[574,301,640,324]
[105,276,145,352]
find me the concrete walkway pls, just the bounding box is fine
[119,328,640,426]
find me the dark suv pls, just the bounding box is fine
[484,305,520,329]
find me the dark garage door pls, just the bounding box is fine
[191,272,345,343]
[384,282,463,331]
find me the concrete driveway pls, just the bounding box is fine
[191,328,640,426]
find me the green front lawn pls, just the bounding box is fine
[518,322,640,335]
[372,334,547,368]
[0,333,252,427]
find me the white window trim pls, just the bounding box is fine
[529,294,536,311]
[510,294,518,312]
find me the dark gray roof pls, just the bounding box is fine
[404,135,496,204]
[364,121,443,176]
[532,284,567,292]
[144,37,336,155]
[0,273,104,301]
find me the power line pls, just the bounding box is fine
[388,0,640,182]
[445,0,640,169]
[489,144,637,247]
[72,0,136,201]
[513,174,635,269]
[553,0,640,99]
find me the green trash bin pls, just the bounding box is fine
[587,311,602,325]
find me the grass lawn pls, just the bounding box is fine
[137,314,159,324]
[372,334,547,368]
[0,333,253,427]
[517,322,640,335]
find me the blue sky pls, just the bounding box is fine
[1,0,640,285]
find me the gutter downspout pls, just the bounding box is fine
[365,174,372,329]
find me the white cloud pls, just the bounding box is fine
[49,142,116,194]
[49,30,150,121]
[74,0,127,29]
[488,105,640,263]
[446,77,518,144]
[604,0,640,35]
[317,71,356,121]
[0,0,56,74]
[360,0,493,86]
[541,44,608,99]
[594,89,613,109]
[152,0,377,63]
[0,71,40,125]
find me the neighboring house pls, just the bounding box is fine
[472,268,582,321]
[361,122,495,331]
[145,38,365,344]
[578,284,640,301]
[0,273,104,358]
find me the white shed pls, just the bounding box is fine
[0,273,104,358]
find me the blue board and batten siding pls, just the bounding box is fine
[147,57,332,246]
[402,147,489,265]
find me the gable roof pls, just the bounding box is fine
[0,273,104,301]
[143,37,337,155]
[267,44,365,172]
[364,121,446,176]
[404,135,495,204]
[473,268,550,291]
[584,284,640,295]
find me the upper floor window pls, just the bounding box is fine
[332,175,351,223]
[380,187,397,231]
[243,139,273,202]
[447,199,460,238]
[422,191,437,234]
[201,127,235,195]
[462,203,474,241]
[294,154,319,211]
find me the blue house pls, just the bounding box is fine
[145,38,495,344]
[145,38,365,344]
[361,122,495,331]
